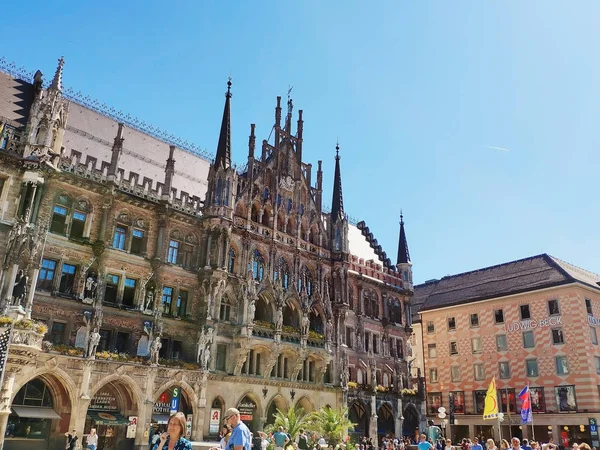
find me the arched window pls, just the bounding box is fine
[252,249,264,282]
[8,378,57,440]
[282,304,299,328]
[357,369,364,385]
[251,204,260,223]
[255,296,271,322]
[224,180,230,206]
[309,310,323,334]
[391,299,402,324]
[50,193,71,235]
[298,266,313,297]
[220,296,233,321]
[262,207,271,227]
[273,257,290,289]
[215,178,223,205]
[227,248,236,274]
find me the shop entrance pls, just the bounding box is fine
[86,381,137,450]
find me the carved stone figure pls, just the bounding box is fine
[301,313,309,336]
[150,336,162,365]
[324,319,333,342]
[196,328,214,364]
[143,289,155,311]
[275,307,283,330]
[356,330,364,352]
[248,298,256,322]
[11,271,27,306]
[370,357,377,391]
[84,273,98,301]
[340,352,349,389]
[87,328,101,359]
[202,346,211,369]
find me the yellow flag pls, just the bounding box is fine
[483,376,498,419]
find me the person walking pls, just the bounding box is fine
[418,434,434,450]
[486,439,498,450]
[224,408,252,450]
[472,438,484,450]
[86,428,99,450]
[273,427,290,450]
[153,412,193,450]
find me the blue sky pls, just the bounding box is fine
[4,1,600,283]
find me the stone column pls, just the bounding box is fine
[0,371,17,450]
[194,372,209,440]
[396,397,403,439]
[25,264,40,319]
[1,264,19,302]
[99,205,110,242]
[369,394,378,439]
[205,235,212,267]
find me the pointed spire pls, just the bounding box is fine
[214,78,232,170]
[331,142,345,223]
[50,57,65,92]
[107,123,125,181]
[397,211,411,264]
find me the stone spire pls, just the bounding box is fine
[162,145,176,202]
[214,78,232,170]
[397,212,411,265]
[331,142,344,223]
[49,56,65,92]
[107,123,124,182]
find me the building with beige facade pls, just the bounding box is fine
[415,254,600,447]
[0,57,419,450]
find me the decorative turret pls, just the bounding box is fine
[204,79,238,218]
[396,212,413,289]
[214,78,232,170]
[162,145,176,202]
[107,123,124,182]
[23,56,69,160]
[330,143,348,254]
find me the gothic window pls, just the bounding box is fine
[252,249,265,282]
[251,204,260,223]
[167,239,180,264]
[356,369,364,385]
[298,266,313,297]
[262,207,271,227]
[255,296,271,322]
[273,257,290,289]
[58,263,77,296]
[215,178,223,205]
[38,259,57,291]
[287,199,293,213]
[299,358,316,383]
[181,242,195,269]
[282,304,299,328]
[272,354,289,379]
[123,278,137,308]
[113,225,128,250]
[309,310,323,334]
[277,211,285,232]
[370,294,379,319]
[130,228,145,255]
[224,180,230,206]
[242,349,262,376]
[220,296,232,321]
[70,211,86,239]
[162,286,174,315]
[104,274,120,304]
[175,290,188,317]
[50,205,68,235]
[390,299,402,324]
[227,248,236,274]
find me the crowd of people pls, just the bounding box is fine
[416,433,595,450]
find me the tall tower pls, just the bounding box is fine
[330,143,349,255]
[396,212,413,290]
[205,78,237,219]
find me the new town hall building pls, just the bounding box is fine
[0,58,421,450]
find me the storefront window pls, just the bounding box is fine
[450,391,465,414]
[428,392,442,415]
[530,387,546,413]
[500,389,517,413]
[555,385,577,412]
[6,378,58,440]
[474,390,487,415]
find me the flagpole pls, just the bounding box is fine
[529,385,535,442]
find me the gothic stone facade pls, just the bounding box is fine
[0,59,417,450]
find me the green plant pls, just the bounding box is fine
[282,325,299,334]
[264,406,310,442]
[0,316,13,327]
[35,323,48,334]
[347,381,358,389]
[13,319,34,330]
[307,406,356,445]
[308,330,324,340]
[254,320,275,329]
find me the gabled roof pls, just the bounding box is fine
[0,71,35,128]
[415,253,600,313]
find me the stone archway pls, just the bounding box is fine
[295,396,315,414]
[377,403,394,438]
[237,393,261,433]
[265,394,288,426]
[349,400,369,437]
[87,378,141,450]
[6,373,73,450]
[402,402,420,438]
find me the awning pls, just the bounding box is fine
[151,414,171,424]
[87,410,130,425]
[11,406,62,420]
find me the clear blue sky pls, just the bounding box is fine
[4,1,600,283]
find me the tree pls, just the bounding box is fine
[308,406,356,445]
[264,406,311,442]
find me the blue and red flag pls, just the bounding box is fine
[519,385,532,424]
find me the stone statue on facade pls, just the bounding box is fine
[150,335,162,365]
[275,307,283,331]
[248,298,256,323]
[196,327,214,364]
[83,272,98,303]
[143,289,155,312]
[202,346,211,370]
[340,351,349,389]
[11,271,27,306]
[301,312,310,336]
[369,356,377,392]
[87,328,101,359]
